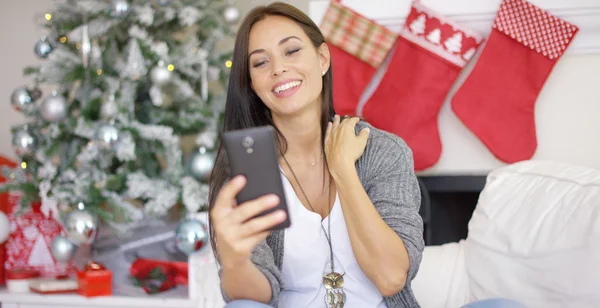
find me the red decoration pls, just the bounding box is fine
[5,199,77,278]
[130,258,188,294]
[451,0,579,163]
[362,0,483,171]
[76,261,112,297]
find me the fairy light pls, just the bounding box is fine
[167,64,175,71]
[225,60,232,68]
[45,14,52,21]
[21,162,27,169]
[76,43,81,50]
[60,36,67,43]
[9,173,15,180]
[97,69,103,75]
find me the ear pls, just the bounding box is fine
[318,42,331,75]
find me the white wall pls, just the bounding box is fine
[310,0,600,175]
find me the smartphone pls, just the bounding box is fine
[222,125,291,230]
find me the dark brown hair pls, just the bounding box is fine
[207,2,335,259]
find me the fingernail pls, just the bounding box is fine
[365,128,370,133]
[234,175,245,184]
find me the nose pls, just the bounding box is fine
[271,57,287,77]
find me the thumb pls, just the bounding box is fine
[359,127,370,141]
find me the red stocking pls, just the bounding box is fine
[320,0,396,116]
[451,0,579,163]
[361,1,483,171]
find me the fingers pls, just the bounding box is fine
[239,209,287,239]
[325,121,332,143]
[230,194,280,224]
[332,114,341,130]
[212,175,246,219]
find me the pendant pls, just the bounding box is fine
[323,272,346,308]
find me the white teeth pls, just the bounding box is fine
[274,81,301,94]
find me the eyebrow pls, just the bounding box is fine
[248,36,302,58]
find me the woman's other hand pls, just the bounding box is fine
[210,175,287,269]
[324,115,370,176]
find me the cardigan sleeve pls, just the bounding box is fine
[359,128,425,283]
[218,238,283,306]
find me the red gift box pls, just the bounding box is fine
[5,197,77,278]
[77,261,112,297]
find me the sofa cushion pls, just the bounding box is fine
[412,241,471,308]
[465,160,600,308]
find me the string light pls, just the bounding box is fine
[97,69,103,75]
[225,60,232,68]
[45,14,52,21]
[9,173,15,180]
[76,43,81,50]
[59,36,67,43]
[167,64,175,71]
[21,162,27,169]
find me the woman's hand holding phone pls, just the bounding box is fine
[211,175,288,268]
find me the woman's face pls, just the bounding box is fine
[248,15,329,117]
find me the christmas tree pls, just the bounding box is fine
[2,0,238,236]
[444,32,463,54]
[409,14,426,35]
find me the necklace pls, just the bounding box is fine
[281,155,346,308]
[284,153,324,166]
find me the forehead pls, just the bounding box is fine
[248,15,307,51]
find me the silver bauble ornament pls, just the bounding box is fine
[94,123,120,150]
[175,218,208,255]
[64,209,98,245]
[12,130,37,157]
[34,38,53,59]
[11,87,38,115]
[223,6,240,24]
[150,62,173,87]
[188,147,215,181]
[40,92,68,122]
[111,0,130,18]
[50,235,78,262]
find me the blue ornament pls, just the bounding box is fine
[34,38,53,59]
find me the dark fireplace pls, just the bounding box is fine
[417,175,488,246]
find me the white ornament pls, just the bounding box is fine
[444,32,463,54]
[150,62,173,86]
[463,47,476,61]
[427,28,441,44]
[409,14,426,35]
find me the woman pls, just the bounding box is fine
[208,2,423,307]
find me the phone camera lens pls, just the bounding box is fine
[242,136,254,148]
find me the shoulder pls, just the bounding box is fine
[355,120,414,171]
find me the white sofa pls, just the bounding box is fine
[194,160,600,308]
[412,160,600,308]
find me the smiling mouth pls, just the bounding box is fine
[273,81,302,94]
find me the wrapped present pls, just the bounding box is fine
[29,277,78,294]
[77,261,112,297]
[5,199,77,278]
[0,155,18,285]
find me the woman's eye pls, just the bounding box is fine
[253,60,267,68]
[286,48,300,56]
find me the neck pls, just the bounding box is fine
[273,107,323,164]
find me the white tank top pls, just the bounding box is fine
[278,171,387,308]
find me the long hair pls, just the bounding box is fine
[208,2,335,259]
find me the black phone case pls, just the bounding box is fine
[222,125,291,230]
